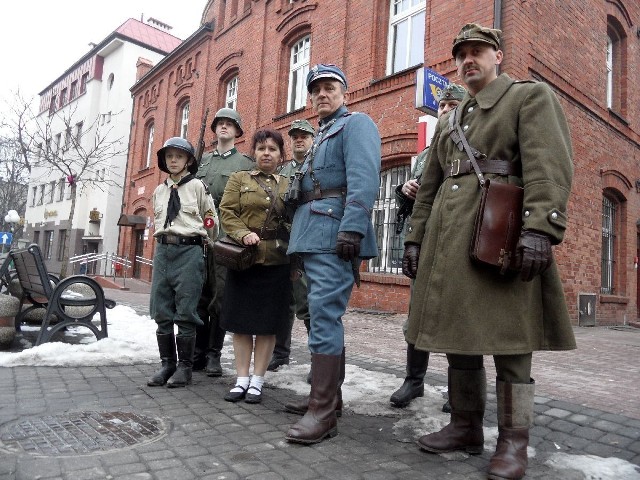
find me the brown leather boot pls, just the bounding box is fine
[285,353,341,444]
[487,379,535,480]
[284,348,344,417]
[417,367,486,454]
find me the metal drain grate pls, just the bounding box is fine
[0,411,165,456]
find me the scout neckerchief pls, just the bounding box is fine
[164,174,195,228]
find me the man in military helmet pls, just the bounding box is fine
[267,119,315,373]
[195,108,255,376]
[284,64,381,445]
[148,137,219,388]
[390,82,466,410]
[402,23,575,479]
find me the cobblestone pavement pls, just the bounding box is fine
[0,284,638,479]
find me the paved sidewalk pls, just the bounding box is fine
[0,285,639,479]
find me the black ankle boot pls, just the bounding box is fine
[390,343,429,408]
[167,336,196,388]
[205,350,222,377]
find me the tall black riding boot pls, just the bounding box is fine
[147,333,177,386]
[390,343,429,407]
[167,335,196,388]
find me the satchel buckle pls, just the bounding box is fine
[451,159,460,176]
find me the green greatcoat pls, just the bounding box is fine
[405,73,576,356]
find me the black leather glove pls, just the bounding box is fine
[517,230,552,282]
[336,231,362,261]
[402,243,420,279]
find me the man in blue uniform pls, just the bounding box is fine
[285,64,381,444]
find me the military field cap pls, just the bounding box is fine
[452,23,502,56]
[438,83,466,102]
[288,119,315,136]
[306,64,348,92]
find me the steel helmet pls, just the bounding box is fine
[157,137,197,174]
[210,107,243,137]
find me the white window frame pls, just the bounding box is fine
[225,76,238,110]
[180,102,190,138]
[606,36,613,109]
[386,0,426,75]
[287,35,311,112]
[145,124,155,169]
[601,195,616,294]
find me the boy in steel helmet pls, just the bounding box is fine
[194,108,254,376]
[148,137,219,388]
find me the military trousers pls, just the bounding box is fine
[196,251,227,354]
[150,243,205,337]
[302,252,356,355]
[446,353,532,383]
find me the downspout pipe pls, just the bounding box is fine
[494,0,503,75]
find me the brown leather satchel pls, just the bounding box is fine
[448,107,523,274]
[470,179,523,274]
[213,237,257,271]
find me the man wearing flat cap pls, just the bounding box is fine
[390,82,466,411]
[403,23,575,479]
[267,119,315,373]
[284,64,381,445]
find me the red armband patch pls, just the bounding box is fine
[204,217,215,229]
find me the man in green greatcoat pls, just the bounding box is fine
[402,24,575,480]
[195,108,254,376]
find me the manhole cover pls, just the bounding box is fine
[0,411,166,456]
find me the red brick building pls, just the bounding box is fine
[118,0,640,326]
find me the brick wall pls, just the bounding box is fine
[119,0,640,325]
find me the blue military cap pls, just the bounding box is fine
[306,64,348,92]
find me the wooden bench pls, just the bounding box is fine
[10,244,116,346]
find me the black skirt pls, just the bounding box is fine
[220,263,291,335]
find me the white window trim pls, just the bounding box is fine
[226,76,238,110]
[180,102,190,138]
[386,0,426,75]
[606,36,613,109]
[287,35,311,112]
[145,124,155,169]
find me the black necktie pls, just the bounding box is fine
[164,174,195,228]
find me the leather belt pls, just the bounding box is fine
[300,187,347,204]
[443,159,520,180]
[157,234,203,246]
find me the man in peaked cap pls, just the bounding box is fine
[194,108,254,377]
[284,64,381,445]
[390,82,466,411]
[267,119,315,373]
[402,23,575,479]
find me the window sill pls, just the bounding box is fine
[599,294,629,304]
[272,107,306,123]
[607,108,628,126]
[369,64,423,87]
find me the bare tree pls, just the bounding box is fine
[4,92,128,277]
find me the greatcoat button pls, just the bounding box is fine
[328,208,333,214]
[451,184,459,191]
[463,125,469,131]
[468,107,474,112]
[551,212,558,220]
[524,210,530,217]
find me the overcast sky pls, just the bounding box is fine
[0,1,207,112]
[0,304,638,479]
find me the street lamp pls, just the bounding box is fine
[3,210,20,252]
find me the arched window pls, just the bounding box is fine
[601,188,626,295]
[226,75,238,109]
[180,102,190,138]
[144,123,155,169]
[287,35,311,112]
[606,16,627,115]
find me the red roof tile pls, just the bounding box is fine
[115,18,183,54]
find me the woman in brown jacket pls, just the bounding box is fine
[218,129,291,404]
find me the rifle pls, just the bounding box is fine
[395,174,421,234]
[195,108,210,165]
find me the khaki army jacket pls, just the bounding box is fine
[152,176,219,241]
[219,170,290,266]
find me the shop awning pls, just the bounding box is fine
[117,214,147,227]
